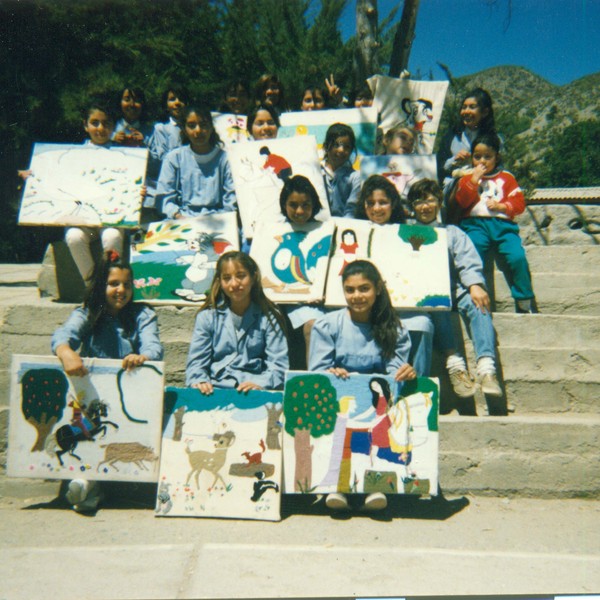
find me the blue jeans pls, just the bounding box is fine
[431,295,496,361]
[460,217,534,301]
[398,312,433,377]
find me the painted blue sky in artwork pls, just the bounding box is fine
[334,0,598,86]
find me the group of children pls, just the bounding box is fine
[44,77,537,513]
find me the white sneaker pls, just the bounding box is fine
[449,370,477,398]
[479,373,502,396]
[364,492,387,511]
[66,480,102,513]
[325,493,349,511]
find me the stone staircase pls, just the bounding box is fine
[1,242,599,499]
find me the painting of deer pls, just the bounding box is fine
[185,431,236,491]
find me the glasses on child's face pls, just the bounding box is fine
[413,197,438,207]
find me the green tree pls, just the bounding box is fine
[540,120,600,187]
[398,224,438,252]
[284,373,339,492]
[20,368,69,451]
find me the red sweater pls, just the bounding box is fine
[456,170,525,220]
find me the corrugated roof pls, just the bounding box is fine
[529,187,600,203]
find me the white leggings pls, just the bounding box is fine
[65,227,124,282]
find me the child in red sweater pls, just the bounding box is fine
[455,132,537,313]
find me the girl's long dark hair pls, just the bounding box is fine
[201,251,288,337]
[369,376,392,409]
[456,87,496,135]
[179,104,221,148]
[354,174,406,223]
[341,260,400,360]
[83,251,139,336]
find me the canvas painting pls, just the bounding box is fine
[367,76,449,154]
[228,136,330,239]
[130,212,239,305]
[156,387,283,521]
[8,355,165,482]
[212,112,250,147]
[250,219,334,303]
[279,107,378,159]
[18,143,147,228]
[282,372,439,496]
[325,218,451,309]
[360,154,438,199]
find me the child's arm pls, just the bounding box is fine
[221,155,238,213]
[122,306,164,370]
[486,172,525,219]
[455,173,481,210]
[342,170,362,218]
[185,311,215,390]
[308,317,339,374]
[388,324,416,381]
[51,308,91,376]
[156,152,183,219]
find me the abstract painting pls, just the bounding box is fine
[282,372,439,496]
[250,219,334,303]
[324,218,451,309]
[156,387,283,521]
[279,106,378,159]
[8,355,164,482]
[367,76,449,154]
[18,143,147,227]
[130,212,239,304]
[228,136,330,239]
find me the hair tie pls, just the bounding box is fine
[107,250,120,264]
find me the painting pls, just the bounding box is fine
[367,76,449,155]
[228,136,330,239]
[130,212,239,305]
[212,112,250,147]
[156,387,283,521]
[282,372,439,496]
[324,218,451,309]
[250,219,334,303]
[360,154,438,199]
[279,106,378,160]
[18,143,147,228]
[7,355,165,483]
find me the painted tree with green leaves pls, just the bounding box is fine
[398,224,438,252]
[284,374,339,492]
[20,368,69,451]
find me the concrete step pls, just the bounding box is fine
[522,245,600,273]
[439,414,600,498]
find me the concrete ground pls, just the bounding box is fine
[0,478,599,599]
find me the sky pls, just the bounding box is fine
[337,0,599,86]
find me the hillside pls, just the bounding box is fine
[438,66,600,189]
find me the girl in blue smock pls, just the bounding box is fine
[156,104,237,219]
[308,259,415,512]
[52,251,164,513]
[354,175,433,377]
[277,175,328,367]
[186,251,289,393]
[64,98,125,283]
[150,85,189,161]
[321,123,361,217]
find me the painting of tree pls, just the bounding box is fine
[398,224,439,252]
[283,374,339,492]
[20,368,69,451]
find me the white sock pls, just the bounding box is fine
[477,356,496,376]
[446,354,467,374]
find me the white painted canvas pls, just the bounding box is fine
[283,372,439,496]
[367,76,449,154]
[130,212,240,305]
[212,112,250,147]
[228,136,330,239]
[250,219,334,303]
[325,218,451,310]
[8,355,164,482]
[18,143,147,227]
[156,387,283,521]
[279,107,378,159]
[360,154,438,199]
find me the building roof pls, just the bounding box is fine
[529,187,600,204]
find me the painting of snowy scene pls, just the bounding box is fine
[156,387,283,521]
